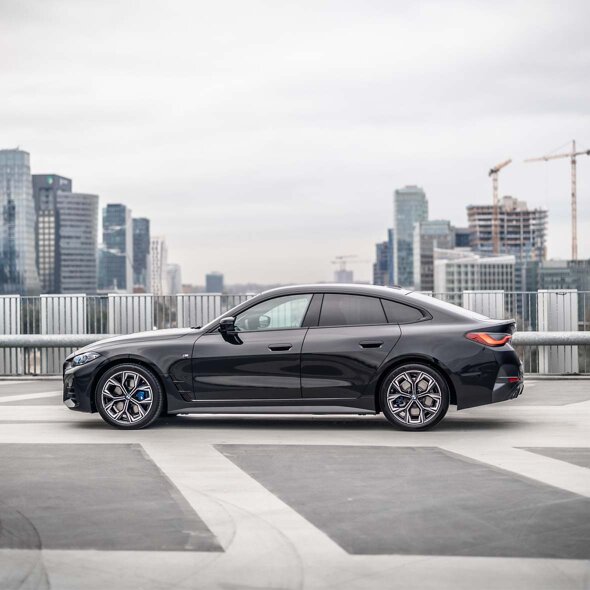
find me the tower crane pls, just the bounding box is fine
[525,140,590,260]
[488,158,512,255]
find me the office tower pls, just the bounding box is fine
[467,196,547,291]
[32,173,72,293]
[454,227,471,248]
[206,272,224,293]
[394,185,428,288]
[149,236,168,295]
[413,220,455,292]
[55,192,99,293]
[99,204,133,292]
[433,248,515,304]
[132,218,150,291]
[373,240,389,286]
[0,149,40,294]
[167,263,182,295]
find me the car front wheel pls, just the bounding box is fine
[380,363,449,430]
[95,364,163,429]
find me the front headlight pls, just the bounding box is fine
[72,352,101,366]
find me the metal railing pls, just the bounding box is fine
[0,291,588,375]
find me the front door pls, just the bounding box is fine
[192,293,312,400]
[301,293,401,399]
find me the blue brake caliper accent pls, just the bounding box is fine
[135,391,147,401]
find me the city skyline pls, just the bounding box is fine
[2,1,590,283]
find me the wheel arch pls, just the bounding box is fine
[89,356,168,414]
[373,355,457,413]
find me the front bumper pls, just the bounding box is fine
[63,355,104,413]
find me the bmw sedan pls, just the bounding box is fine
[63,284,523,430]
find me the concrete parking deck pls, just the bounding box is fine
[0,378,589,590]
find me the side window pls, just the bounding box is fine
[381,299,425,324]
[234,294,312,331]
[319,294,387,327]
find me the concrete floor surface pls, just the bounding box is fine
[0,378,589,590]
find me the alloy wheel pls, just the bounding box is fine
[386,370,442,426]
[100,370,153,425]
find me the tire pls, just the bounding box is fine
[95,363,164,429]
[380,363,449,431]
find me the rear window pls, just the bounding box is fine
[381,299,425,324]
[319,294,387,326]
[407,292,490,320]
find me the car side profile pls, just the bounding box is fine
[63,284,523,430]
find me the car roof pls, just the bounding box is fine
[259,284,411,299]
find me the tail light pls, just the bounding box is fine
[466,332,512,347]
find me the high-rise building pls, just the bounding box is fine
[167,263,182,295]
[433,248,515,303]
[132,218,150,291]
[149,236,168,295]
[394,185,428,288]
[99,204,133,292]
[467,196,547,291]
[55,192,99,293]
[526,259,590,292]
[454,227,471,248]
[413,220,455,292]
[206,272,224,293]
[0,149,40,295]
[373,240,389,286]
[32,173,72,293]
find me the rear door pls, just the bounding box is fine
[301,294,401,399]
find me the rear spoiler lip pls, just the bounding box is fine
[479,318,517,335]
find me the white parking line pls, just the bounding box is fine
[0,391,61,403]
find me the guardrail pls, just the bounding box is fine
[0,332,588,376]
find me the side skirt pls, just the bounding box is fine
[169,404,377,416]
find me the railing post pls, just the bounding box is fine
[0,295,22,375]
[537,290,579,374]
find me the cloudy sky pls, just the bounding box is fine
[1,0,589,284]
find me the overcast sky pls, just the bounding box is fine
[1,0,589,284]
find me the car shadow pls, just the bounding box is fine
[71,413,522,432]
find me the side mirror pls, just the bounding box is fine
[219,316,236,334]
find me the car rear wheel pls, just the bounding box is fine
[380,363,449,430]
[95,364,163,429]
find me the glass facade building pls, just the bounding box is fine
[32,173,73,293]
[132,217,151,291]
[394,185,428,288]
[99,204,133,292]
[413,220,455,292]
[206,272,224,293]
[0,149,40,295]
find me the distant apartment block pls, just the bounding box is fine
[434,248,515,300]
[150,236,168,295]
[0,149,40,295]
[413,220,455,292]
[33,173,72,293]
[394,185,428,288]
[206,272,224,293]
[99,204,133,292]
[132,217,150,291]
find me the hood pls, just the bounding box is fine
[76,327,200,354]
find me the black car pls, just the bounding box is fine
[63,284,523,430]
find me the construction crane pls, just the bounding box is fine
[488,158,512,255]
[525,140,590,260]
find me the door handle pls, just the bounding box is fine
[359,340,383,349]
[268,343,292,351]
